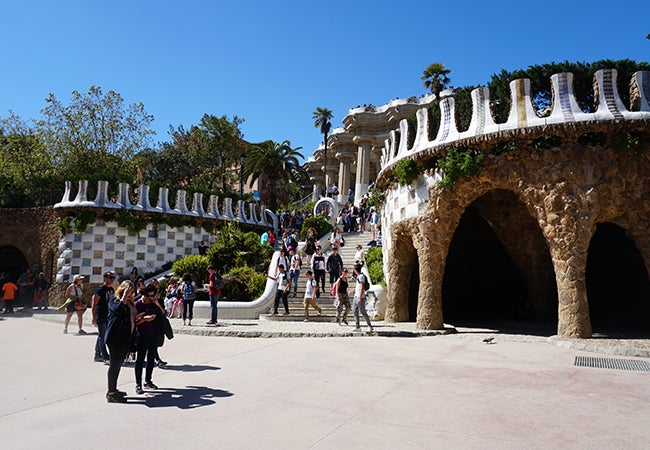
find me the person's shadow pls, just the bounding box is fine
[127,386,233,409]
[160,364,220,372]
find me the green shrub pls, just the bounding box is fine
[300,215,333,240]
[365,187,385,209]
[172,254,210,286]
[366,246,383,267]
[207,224,273,272]
[437,147,484,190]
[366,246,386,287]
[223,266,266,302]
[393,158,421,186]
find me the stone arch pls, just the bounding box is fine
[385,223,418,322]
[586,222,650,335]
[441,189,557,327]
[0,245,29,282]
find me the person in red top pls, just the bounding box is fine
[206,265,224,325]
[2,279,18,313]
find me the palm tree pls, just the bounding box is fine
[312,107,333,189]
[421,62,451,97]
[243,140,304,211]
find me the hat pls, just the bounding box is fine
[73,274,84,282]
[103,271,116,278]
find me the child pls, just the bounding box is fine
[303,270,322,322]
[2,279,18,313]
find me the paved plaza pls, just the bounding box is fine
[1,311,650,449]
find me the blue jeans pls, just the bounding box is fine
[209,294,221,322]
[95,320,110,360]
[289,269,301,293]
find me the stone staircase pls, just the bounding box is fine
[260,230,372,322]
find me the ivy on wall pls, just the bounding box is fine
[436,147,484,190]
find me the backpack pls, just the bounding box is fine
[183,282,196,300]
[214,274,225,290]
[360,274,370,291]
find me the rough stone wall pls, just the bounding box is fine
[384,136,650,338]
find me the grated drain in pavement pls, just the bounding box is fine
[575,356,650,372]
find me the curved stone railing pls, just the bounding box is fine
[380,69,650,176]
[54,180,277,231]
[347,93,436,115]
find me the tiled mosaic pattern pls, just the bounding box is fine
[56,221,210,284]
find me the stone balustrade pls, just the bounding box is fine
[380,69,650,174]
[54,179,277,231]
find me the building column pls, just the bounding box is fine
[336,155,356,204]
[353,140,371,205]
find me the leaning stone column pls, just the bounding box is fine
[542,192,595,338]
[412,218,445,329]
[385,223,417,322]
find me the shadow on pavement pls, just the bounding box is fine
[160,364,221,372]
[126,386,233,409]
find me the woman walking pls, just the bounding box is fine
[134,283,163,394]
[62,275,87,334]
[104,280,137,403]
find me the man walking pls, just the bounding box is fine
[207,265,224,325]
[303,270,322,321]
[311,246,326,296]
[326,247,344,291]
[92,271,116,363]
[352,264,373,333]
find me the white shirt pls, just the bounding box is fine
[304,278,317,299]
[354,273,366,298]
[277,271,288,291]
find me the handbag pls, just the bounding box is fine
[73,299,86,311]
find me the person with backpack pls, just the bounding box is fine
[206,265,224,325]
[352,264,373,332]
[180,273,196,326]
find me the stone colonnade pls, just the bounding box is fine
[305,95,437,204]
[384,140,650,338]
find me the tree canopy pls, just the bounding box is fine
[422,62,451,97]
[243,140,305,210]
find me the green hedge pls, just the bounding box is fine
[172,255,210,285]
[222,266,266,302]
[300,215,333,240]
[366,246,385,287]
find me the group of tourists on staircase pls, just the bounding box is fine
[267,228,374,332]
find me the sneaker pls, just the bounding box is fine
[367,327,374,333]
[78,329,87,335]
[206,320,216,324]
[342,319,348,325]
[63,329,68,334]
[317,311,322,316]
[94,356,105,363]
[303,318,309,322]
[157,360,167,368]
[135,385,144,395]
[144,381,158,390]
[106,392,127,403]
[283,312,290,316]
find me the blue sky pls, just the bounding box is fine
[1,0,648,161]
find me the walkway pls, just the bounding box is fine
[1,314,649,449]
